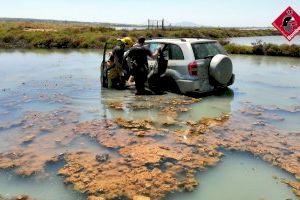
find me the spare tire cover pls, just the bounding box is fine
[209,54,233,85]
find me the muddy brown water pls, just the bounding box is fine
[0,50,300,200]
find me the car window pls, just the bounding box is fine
[149,43,160,53]
[169,44,184,60]
[192,42,226,60]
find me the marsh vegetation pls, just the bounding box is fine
[0,21,279,49]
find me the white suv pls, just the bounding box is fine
[146,38,235,94]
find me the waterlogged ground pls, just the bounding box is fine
[0,50,300,200]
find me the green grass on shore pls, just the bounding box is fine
[0,21,279,49]
[224,42,300,57]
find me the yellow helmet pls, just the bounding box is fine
[119,37,134,46]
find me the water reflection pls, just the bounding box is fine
[180,89,234,121]
[231,54,300,132]
[168,151,298,200]
[0,169,86,200]
[229,35,300,45]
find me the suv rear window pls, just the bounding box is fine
[192,42,226,60]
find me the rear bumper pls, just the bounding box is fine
[176,73,235,94]
[176,80,200,93]
[176,79,215,94]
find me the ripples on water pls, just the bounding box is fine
[0,50,300,199]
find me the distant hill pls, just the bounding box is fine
[173,21,201,27]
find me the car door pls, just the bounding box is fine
[147,42,161,70]
[166,43,188,79]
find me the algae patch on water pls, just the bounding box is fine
[1,101,300,199]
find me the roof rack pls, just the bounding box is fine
[147,37,181,40]
[147,37,204,41]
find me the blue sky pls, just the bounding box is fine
[0,0,299,27]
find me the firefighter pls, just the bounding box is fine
[126,37,160,95]
[107,37,134,89]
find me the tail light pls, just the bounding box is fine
[188,61,198,76]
